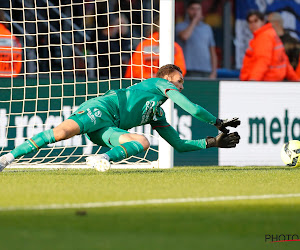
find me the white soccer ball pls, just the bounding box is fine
[281,140,300,167]
[86,156,111,172]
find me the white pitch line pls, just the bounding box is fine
[1,193,300,212]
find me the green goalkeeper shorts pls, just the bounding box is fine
[68,93,120,134]
[86,127,129,148]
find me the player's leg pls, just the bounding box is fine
[0,119,80,171]
[52,119,81,141]
[104,133,149,161]
[86,127,149,171]
[118,133,150,150]
[88,127,149,161]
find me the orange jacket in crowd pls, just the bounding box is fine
[240,23,299,81]
[0,23,22,77]
[125,32,186,79]
[296,55,300,77]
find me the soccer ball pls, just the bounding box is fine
[281,140,300,167]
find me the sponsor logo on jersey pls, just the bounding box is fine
[141,101,155,124]
[93,108,102,118]
[141,100,163,124]
[87,108,96,125]
[157,107,163,117]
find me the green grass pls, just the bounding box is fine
[1,166,300,250]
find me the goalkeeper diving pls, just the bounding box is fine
[0,64,240,172]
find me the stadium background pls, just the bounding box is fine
[1,0,299,72]
[0,0,300,166]
[1,2,300,250]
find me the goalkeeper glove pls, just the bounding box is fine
[214,117,240,134]
[206,132,240,148]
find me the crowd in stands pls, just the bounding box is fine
[240,10,299,81]
[267,12,300,77]
[0,10,22,77]
[125,17,186,79]
[0,0,300,82]
[176,0,217,79]
[89,13,131,79]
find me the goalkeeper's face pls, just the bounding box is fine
[165,71,184,92]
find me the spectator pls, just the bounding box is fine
[240,10,299,81]
[125,18,186,79]
[297,56,300,77]
[267,12,300,70]
[175,0,217,79]
[90,14,131,79]
[0,10,22,77]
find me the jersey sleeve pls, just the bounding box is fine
[155,125,207,152]
[166,89,216,125]
[155,78,179,97]
[150,107,171,129]
[150,109,207,151]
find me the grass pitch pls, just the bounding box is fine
[1,166,300,250]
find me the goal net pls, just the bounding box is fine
[0,0,174,169]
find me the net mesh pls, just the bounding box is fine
[0,0,161,166]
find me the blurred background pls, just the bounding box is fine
[0,0,298,80]
[0,0,300,166]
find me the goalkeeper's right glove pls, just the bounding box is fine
[206,132,240,148]
[214,117,241,134]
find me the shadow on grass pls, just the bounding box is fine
[4,166,299,175]
[108,166,296,174]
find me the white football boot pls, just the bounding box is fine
[86,154,111,172]
[0,153,14,172]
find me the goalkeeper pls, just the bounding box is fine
[0,64,240,172]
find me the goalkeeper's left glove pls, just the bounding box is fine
[214,117,240,134]
[206,132,240,148]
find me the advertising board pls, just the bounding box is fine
[219,81,300,166]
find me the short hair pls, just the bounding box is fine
[187,0,202,8]
[246,10,265,22]
[156,64,182,78]
[268,12,283,27]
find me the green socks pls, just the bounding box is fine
[106,141,144,162]
[10,129,144,163]
[11,130,56,159]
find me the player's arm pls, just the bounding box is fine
[167,89,216,124]
[153,124,240,151]
[166,89,240,133]
[153,123,206,152]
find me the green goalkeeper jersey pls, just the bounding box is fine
[71,77,216,133]
[110,77,216,129]
[115,78,178,129]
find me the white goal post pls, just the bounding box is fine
[1,0,175,169]
[159,0,175,169]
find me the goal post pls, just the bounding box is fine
[1,0,175,169]
[158,0,175,169]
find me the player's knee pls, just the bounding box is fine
[139,136,150,151]
[119,133,150,150]
[53,120,80,141]
[53,129,67,142]
[53,127,74,141]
